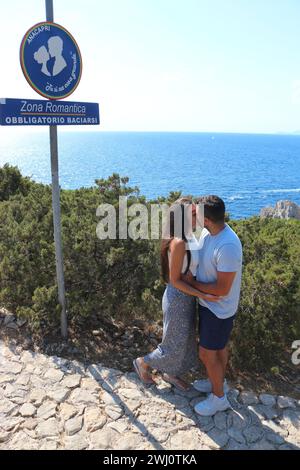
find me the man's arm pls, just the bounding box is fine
[169,239,221,301]
[182,242,241,296]
[185,271,236,296]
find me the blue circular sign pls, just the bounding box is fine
[20,22,82,100]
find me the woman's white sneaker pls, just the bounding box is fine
[192,378,229,394]
[194,393,231,416]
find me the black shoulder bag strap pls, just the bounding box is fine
[183,248,191,275]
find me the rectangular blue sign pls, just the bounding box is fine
[0,98,100,126]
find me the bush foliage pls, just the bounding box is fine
[0,165,299,372]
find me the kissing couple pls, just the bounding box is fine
[34,36,67,77]
[134,195,243,417]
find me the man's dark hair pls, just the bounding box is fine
[197,195,225,224]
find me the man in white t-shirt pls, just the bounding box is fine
[183,195,243,416]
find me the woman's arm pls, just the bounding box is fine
[169,239,220,302]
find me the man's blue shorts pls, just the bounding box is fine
[198,305,236,350]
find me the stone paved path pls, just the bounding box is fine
[0,340,299,450]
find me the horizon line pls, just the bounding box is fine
[57,130,300,136]
[1,129,300,137]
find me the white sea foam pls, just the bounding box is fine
[228,195,245,201]
[228,189,300,200]
[262,188,300,194]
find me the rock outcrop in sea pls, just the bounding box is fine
[260,200,300,220]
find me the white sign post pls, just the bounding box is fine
[46,0,67,338]
[0,0,100,338]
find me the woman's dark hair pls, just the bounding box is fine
[161,197,192,284]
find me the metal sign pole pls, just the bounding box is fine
[46,0,68,338]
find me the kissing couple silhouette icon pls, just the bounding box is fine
[34,36,67,77]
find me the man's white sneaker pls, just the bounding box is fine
[194,393,231,416]
[192,378,229,394]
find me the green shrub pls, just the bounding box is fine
[0,164,33,201]
[0,164,299,372]
[17,286,61,332]
[0,169,162,332]
[229,217,300,371]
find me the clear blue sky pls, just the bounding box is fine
[1,0,300,133]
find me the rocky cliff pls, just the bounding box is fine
[260,200,300,220]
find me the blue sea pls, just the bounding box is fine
[0,131,300,219]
